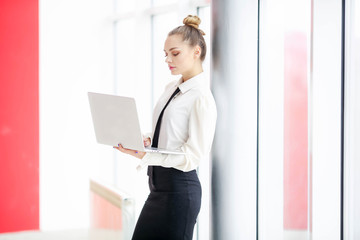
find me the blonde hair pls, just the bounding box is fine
[168,15,207,61]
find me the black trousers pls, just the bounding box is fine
[131,166,201,240]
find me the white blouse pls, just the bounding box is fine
[137,72,217,172]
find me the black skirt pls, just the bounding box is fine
[131,166,201,240]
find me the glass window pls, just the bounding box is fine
[115,0,136,14]
[198,6,211,85]
[152,12,179,108]
[152,0,178,7]
[115,19,136,97]
[115,18,152,131]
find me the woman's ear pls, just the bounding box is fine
[194,46,201,59]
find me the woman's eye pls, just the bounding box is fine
[173,53,179,56]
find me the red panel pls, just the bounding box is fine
[90,192,122,230]
[0,0,39,233]
[284,32,308,230]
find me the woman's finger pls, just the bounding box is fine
[114,144,126,153]
[143,138,151,147]
[114,144,145,159]
[117,144,137,155]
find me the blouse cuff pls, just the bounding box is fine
[136,152,164,171]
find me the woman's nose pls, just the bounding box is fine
[165,56,172,63]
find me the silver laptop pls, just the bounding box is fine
[88,92,184,155]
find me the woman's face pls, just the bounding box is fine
[164,34,200,77]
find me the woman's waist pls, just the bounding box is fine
[150,166,201,192]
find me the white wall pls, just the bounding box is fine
[40,0,115,230]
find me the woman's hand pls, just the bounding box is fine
[114,144,146,159]
[143,137,151,147]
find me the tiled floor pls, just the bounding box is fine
[0,229,122,240]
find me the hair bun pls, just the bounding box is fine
[183,15,205,35]
[183,15,201,29]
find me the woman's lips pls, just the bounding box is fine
[169,66,176,70]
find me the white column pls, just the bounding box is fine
[311,0,342,239]
[257,0,285,239]
[211,0,258,239]
[344,0,360,239]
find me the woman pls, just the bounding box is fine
[114,15,217,240]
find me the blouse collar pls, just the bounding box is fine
[177,72,205,94]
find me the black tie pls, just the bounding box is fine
[151,87,180,148]
[148,87,180,184]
